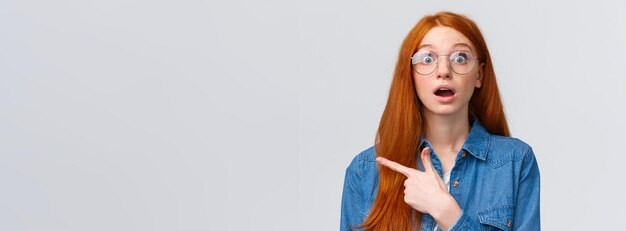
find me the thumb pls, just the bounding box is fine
[420,147,436,173]
[421,148,446,189]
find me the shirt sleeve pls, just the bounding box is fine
[447,147,541,231]
[340,155,366,231]
[511,147,541,230]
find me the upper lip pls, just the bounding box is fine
[433,85,456,94]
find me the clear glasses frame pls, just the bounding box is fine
[411,50,479,75]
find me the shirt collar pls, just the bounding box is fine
[419,119,491,161]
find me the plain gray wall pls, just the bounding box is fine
[1,0,625,230]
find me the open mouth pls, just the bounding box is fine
[434,88,455,97]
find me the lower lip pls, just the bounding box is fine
[435,93,456,103]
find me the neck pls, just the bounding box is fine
[423,108,471,153]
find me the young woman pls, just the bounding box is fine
[340,12,540,230]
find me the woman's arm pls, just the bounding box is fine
[340,156,366,231]
[511,148,541,230]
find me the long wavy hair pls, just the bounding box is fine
[356,11,510,230]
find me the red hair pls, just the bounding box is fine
[356,11,510,230]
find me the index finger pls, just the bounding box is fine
[376,157,413,177]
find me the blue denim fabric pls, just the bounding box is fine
[340,120,540,230]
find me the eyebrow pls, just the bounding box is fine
[417,43,473,51]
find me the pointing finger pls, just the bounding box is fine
[376,157,413,177]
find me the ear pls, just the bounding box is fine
[475,63,484,88]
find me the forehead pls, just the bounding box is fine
[418,26,474,51]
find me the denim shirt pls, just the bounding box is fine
[340,120,540,230]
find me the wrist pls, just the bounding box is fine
[430,194,461,230]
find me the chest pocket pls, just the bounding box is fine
[477,204,515,231]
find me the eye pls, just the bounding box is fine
[423,55,435,64]
[412,51,437,64]
[451,51,469,64]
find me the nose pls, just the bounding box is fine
[435,58,451,79]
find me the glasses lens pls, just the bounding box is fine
[412,51,437,75]
[449,50,476,74]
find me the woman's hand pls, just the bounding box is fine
[376,147,461,230]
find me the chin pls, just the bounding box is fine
[423,104,465,116]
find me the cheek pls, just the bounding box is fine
[413,77,431,100]
[461,78,479,98]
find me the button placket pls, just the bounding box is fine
[448,150,466,203]
[450,151,465,189]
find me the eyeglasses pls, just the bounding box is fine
[411,50,478,75]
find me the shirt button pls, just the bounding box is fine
[506,219,512,228]
[461,152,466,157]
[453,181,459,187]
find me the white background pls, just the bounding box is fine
[1,0,625,230]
